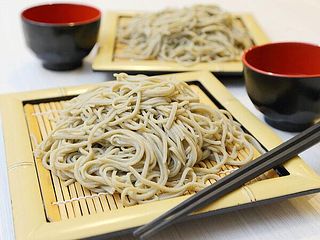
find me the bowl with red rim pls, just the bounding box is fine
[242,42,320,132]
[21,3,101,71]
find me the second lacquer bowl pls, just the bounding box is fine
[242,42,320,132]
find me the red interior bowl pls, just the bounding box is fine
[21,3,101,25]
[242,42,320,78]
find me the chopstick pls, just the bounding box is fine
[134,122,320,239]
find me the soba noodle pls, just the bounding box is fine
[117,5,252,65]
[36,73,262,206]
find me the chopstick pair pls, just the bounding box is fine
[134,122,320,239]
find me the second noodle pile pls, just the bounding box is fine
[117,5,252,65]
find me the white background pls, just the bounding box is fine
[0,0,320,239]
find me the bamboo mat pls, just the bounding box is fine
[23,85,278,223]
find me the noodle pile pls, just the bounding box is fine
[117,5,252,65]
[36,73,262,206]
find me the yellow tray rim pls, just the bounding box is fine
[1,71,319,240]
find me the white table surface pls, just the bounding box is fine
[0,0,320,239]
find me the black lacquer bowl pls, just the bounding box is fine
[21,3,101,71]
[242,42,320,132]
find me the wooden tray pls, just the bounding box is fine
[92,12,269,74]
[1,71,320,240]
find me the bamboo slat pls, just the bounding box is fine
[24,104,61,222]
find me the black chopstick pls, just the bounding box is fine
[134,122,320,239]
